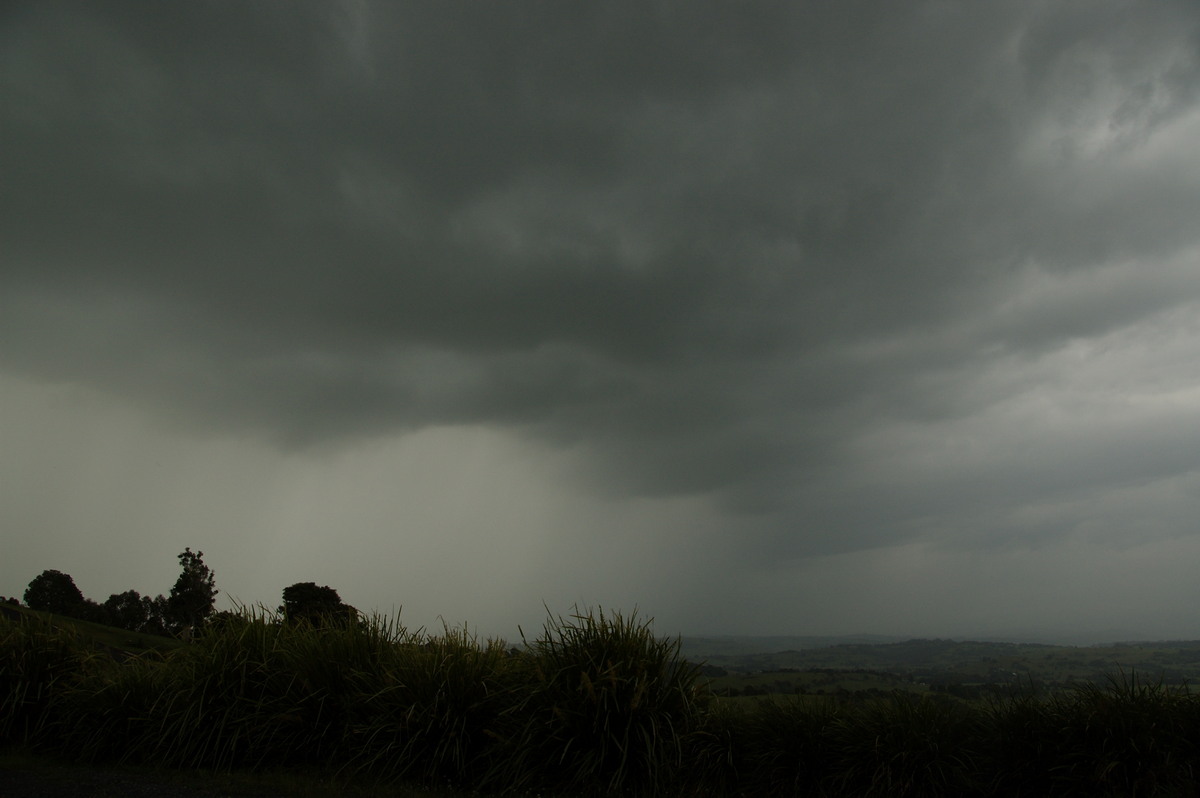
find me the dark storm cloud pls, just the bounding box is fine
[4,0,1200,565]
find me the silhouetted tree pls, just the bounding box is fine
[24,569,85,615]
[142,594,170,636]
[75,598,109,625]
[279,582,357,626]
[104,589,149,632]
[166,548,217,635]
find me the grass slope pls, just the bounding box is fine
[0,603,182,656]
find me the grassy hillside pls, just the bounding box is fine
[0,602,182,656]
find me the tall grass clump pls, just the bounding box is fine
[984,672,1200,796]
[687,697,843,797]
[677,698,746,796]
[485,607,703,796]
[977,686,1057,796]
[271,610,418,766]
[55,610,299,770]
[344,624,514,788]
[0,612,89,747]
[45,609,419,772]
[52,650,164,762]
[151,609,429,772]
[824,694,983,797]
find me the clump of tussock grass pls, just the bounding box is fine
[676,698,746,796]
[824,693,984,797]
[0,613,89,746]
[343,623,514,789]
[976,687,1059,796]
[148,609,427,772]
[483,606,703,796]
[684,693,985,798]
[47,647,168,763]
[84,609,298,771]
[46,608,421,772]
[983,672,1199,797]
[266,610,420,767]
[683,696,843,797]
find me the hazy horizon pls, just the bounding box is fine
[4,2,1200,645]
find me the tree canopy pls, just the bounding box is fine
[17,549,218,637]
[166,548,218,634]
[24,569,85,615]
[279,582,357,626]
[103,589,148,632]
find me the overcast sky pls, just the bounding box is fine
[4,1,1200,644]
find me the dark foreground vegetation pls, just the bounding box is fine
[5,606,1200,797]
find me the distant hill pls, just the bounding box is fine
[680,634,1200,688]
[678,634,906,661]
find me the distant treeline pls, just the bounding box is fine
[11,551,355,639]
[12,549,217,638]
